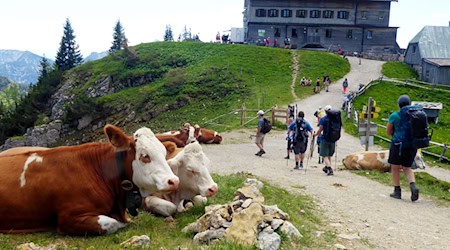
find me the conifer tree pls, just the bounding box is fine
[37,56,50,82]
[110,20,128,53]
[55,18,83,70]
[164,25,174,41]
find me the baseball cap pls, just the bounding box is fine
[397,95,411,108]
[257,110,264,115]
[324,105,332,111]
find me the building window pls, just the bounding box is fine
[310,10,321,18]
[274,28,281,37]
[361,11,368,19]
[281,9,292,18]
[258,29,266,37]
[347,30,353,39]
[367,30,373,39]
[337,11,349,19]
[256,9,266,17]
[379,11,385,20]
[268,9,279,17]
[296,9,307,18]
[323,10,334,19]
[326,29,332,38]
[292,28,298,38]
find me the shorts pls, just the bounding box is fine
[255,134,265,144]
[293,140,307,154]
[388,142,417,168]
[319,140,335,157]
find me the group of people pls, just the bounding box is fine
[253,94,420,201]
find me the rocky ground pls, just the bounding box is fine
[203,56,450,249]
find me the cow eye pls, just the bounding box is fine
[139,154,151,164]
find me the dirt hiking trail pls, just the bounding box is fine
[203,56,450,249]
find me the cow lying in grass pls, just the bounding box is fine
[0,125,179,235]
[144,141,218,217]
[156,124,199,147]
[342,150,425,172]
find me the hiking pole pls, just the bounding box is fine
[305,134,315,174]
[334,142,338,172]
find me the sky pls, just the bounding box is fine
[1,0,449,59]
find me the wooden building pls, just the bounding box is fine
[404,26,450,86]
[243,0,400,55]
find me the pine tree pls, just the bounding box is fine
[55,18,83,70]
[110,20,128,53]
[164,25,174,41]
[37,56,50,82]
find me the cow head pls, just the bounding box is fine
[167,141,218,197]
[105,125,179,197]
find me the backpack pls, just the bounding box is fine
[323,110,342,143]
[293,118,309,143]
[398,105,431,149]
[261,118,272,134]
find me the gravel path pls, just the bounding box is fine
[203,56,450,249]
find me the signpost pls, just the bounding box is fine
[358,97,380,151]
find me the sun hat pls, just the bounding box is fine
[257,110,264,115]
[324,105,332,111]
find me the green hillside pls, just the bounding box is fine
[62,42,349,136]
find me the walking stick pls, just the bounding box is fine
[334,142,338,171]
[305,133,315,174]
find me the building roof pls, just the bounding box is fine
[424,58,450,67]
[409,26,450,59]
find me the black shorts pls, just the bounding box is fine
[388,142,417,168]
[293,141,307,154]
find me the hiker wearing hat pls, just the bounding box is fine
[255,110,268,156]
[386,95,420,201]
[315,105,342,176]
[314,106,324,123]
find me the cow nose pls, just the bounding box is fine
[207,186,218,196]
[167,177,179,191]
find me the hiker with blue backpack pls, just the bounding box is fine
[387,95,430,202]
[314,105,342,176]
[287,111,313,169]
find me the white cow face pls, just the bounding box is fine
[132,127,179,196]
[168,142,218,197]
[182,125,198,144]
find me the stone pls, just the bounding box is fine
[257,231,281,250]
[279,221,303,239]
[77,115,93,130]
[244,178,264,190]
[271,219,284,231]
[193,228,226,243]
[236,185,264,204]
[241,198,253,208]
[263,205,290,220]
[225,203,264,246]
[334,243,347,249]
[120,235,151,248]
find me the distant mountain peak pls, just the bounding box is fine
[0,50,54,84]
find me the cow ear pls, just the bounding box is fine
[168,158,181,173]
[104,124,131,151]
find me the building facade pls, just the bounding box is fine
[243,0,400,56]
[404,26,450,86]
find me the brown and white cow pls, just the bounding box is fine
[144,141,218,217]
[342,150,425,172]
[156,124,199,147]
[0,146,49,157]
[194,124,222,144]
[0,125,179,235]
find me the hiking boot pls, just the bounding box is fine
[390,189,402,199]
[284,156,290,159]
[299,162,304,169]
[255,150,263,156]
[293,165,300,170]
[260,150,266,156]
[322,166,329,174]
[411,187,420,202]
[327,169,334,176]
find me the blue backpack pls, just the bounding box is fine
[397,105,431,149]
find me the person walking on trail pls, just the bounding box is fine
[314,78,321,93]
[255,110,267,156]
[314,105,341,176]
[313,106,324,123]
[386,95,420,201]
[284,112,295,159]
[342,78,349,94]
[288,111,313,170]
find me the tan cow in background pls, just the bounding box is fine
[194,124,223,144]
[342,150,425,172]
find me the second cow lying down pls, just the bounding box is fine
[342,150,425,172]
[144,141,218,217]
